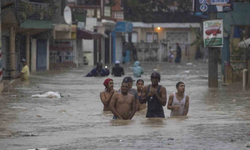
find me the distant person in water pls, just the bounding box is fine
[111,60,124,77]
[136,79,146,110]
[100,78,116,111]
[167,82,189,116]
[109,81,136,120]
[140,72,167,118]
[131,61,144,77]
[85,62,110,77]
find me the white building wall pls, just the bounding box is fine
[115,35,123,62]
[83,18,97,66]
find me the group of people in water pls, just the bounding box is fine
[100,72,189,120]
[86,60,144,79]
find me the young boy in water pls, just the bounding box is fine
[109,81,136,120]
[167,82,189,116]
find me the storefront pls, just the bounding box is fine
[111,21,133,63]
[51,24,77,69]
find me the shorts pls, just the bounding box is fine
[113,115,118,120]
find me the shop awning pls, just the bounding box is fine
[77,28,102,39]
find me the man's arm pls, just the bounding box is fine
[152,87,167,106]
[128,96,136,119]
[109,94,123,119]
[111,67,114,75]
[141,68,144,74]
[121,67,124,75]
[140,86,153,104]
[183,95,189,116]
[167,94,180,111]
[14,72,24,79]
[100,91,114,106]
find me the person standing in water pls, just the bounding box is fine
[109,81,136,120]
[14,59,29,81]
[167,82,189,116]
[111,61,124,77]
[136,79,146,110]
[100,78,116,111]
[140,72,167,118]
[131,61,144,77]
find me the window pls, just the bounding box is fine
[121,0,124,9]
[61,0,66,16]
[104,6,111,17]
[146,33,158,43]
[124,32,137,43]
[114,12,124,19]
[132,32,138,43]
[97,9,101,18]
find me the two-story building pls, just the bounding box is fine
[65,0,119,66]
[1,0,63,77]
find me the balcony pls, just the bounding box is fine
[16,0,58,22]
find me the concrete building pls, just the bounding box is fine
[218,2,250,84]
[67,0,118,66]
[1,0,63,77]
[131,22,201,62]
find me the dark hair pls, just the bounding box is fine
[121,81,129,86]
[136,79,144,84]
[176,82,184,88]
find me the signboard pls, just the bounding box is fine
[203,19,223,47]
[114,21,133,32]
[193,0,233,12]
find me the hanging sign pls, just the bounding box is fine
[203,19,223,47]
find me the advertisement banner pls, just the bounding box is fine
[193,0,233,12]
[203,19,223,47]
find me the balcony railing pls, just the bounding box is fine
[15,0,58,21]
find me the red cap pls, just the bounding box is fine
[103,78,113,87]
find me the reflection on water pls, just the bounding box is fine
[110,119,136,126]
[141,118,167,127]
[1,62,250,150]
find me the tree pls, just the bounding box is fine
[124,0,195,23]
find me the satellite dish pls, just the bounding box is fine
[64,6,72,25]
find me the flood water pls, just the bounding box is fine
[0,62,250,150]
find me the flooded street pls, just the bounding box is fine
[1,62,250,150]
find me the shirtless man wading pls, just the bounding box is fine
[109,82,136,120]
[100,78,116,111]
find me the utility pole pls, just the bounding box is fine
[208,12,220,87]
[0,4,3,92]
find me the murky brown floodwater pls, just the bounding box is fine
[0,61,250,150]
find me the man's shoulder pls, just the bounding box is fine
[143,85,150,89]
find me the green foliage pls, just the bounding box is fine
[190,25,203,48]
[124,0,193,22]
[19,1,57,21]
